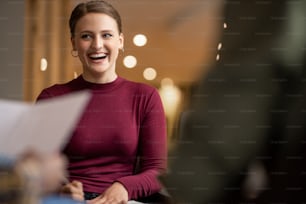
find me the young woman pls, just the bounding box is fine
[36,1,167,203]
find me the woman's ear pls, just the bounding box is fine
[71,37,76,50]
[119,33,124,50]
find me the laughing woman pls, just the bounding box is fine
[36,1,167,203]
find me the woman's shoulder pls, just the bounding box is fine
[120,77,158,95]
[37,78,79,100]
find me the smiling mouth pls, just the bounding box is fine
[88,53,107,60]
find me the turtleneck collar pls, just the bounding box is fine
[74,75,124,91]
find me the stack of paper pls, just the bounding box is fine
[0,91,91,158]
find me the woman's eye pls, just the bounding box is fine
[81,34,92,40]
[103,33,113,39]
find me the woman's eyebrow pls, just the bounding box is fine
[79,29,114,33]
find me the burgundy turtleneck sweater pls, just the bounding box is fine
[36,75,167,200]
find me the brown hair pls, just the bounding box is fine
[69,0,122,37]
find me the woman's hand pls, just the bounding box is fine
[86,182,128,204]
[60,180,85,201]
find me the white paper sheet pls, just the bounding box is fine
[0,91,91,158]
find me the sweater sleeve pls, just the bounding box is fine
[116,89,167,200]
[36,89,50,101]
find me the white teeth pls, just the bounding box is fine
[89,53,106,58]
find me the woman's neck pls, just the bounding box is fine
[82,72,118,84]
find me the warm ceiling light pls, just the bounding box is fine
[216,54,220,61]
[133,34,147,47]
[40,58,48,71]
[217,42,222,50]
[161,78,174,87]
[143,67,157,80]
[123,55,137,68]
[223,22,227,29]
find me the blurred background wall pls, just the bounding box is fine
[0,0,24,100]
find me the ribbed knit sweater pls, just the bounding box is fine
[37,75,167,200]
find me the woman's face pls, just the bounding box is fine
[72,13,123,82]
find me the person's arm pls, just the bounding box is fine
[86,89,167,203]
[14,150,68,196]
[1,151,68,203]
[115,90,167,200]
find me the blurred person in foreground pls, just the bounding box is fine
[0,150,83,204]
[162,0,306,203]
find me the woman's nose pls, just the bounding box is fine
[91,37,103,50]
